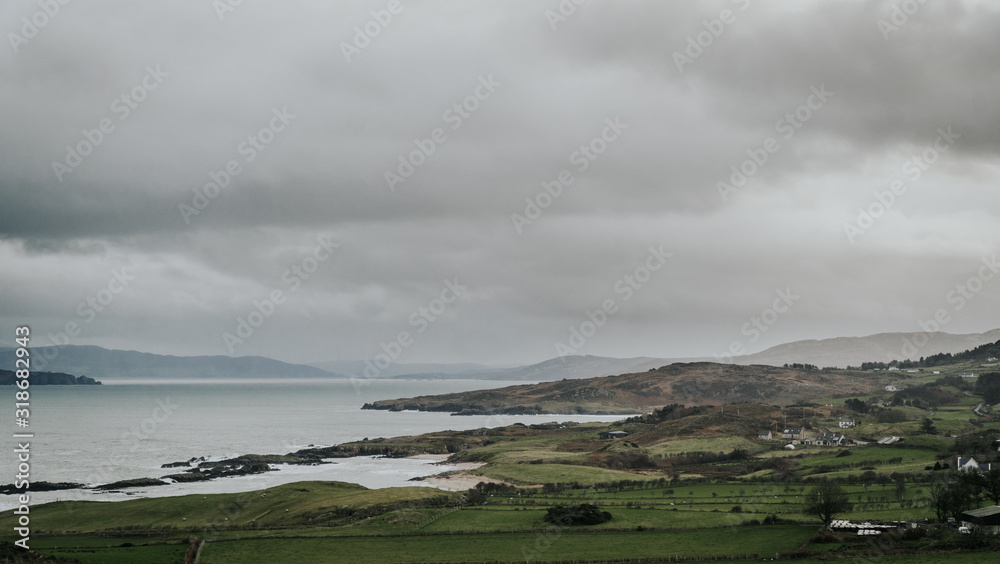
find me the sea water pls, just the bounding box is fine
[0,378,624,509]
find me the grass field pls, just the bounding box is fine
[0,476,990,563]
[2,481,453,535]
[644,436,761,457]
[197,525,816,564]
[23,537,187,564]
[472,462,660,485]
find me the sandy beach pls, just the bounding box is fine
[405,454,505,490]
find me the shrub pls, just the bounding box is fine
[901,527,927,541]
[809,530,839,544]
[543,503,612,526]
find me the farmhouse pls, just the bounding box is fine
[781,427,803,440]
[960,506,1000,534]
[757,430,772,440]
[839,417,855,428]
[599,431,628,440]
[957,457,993,473]
[884,385,899,392]
[809,432,848,447]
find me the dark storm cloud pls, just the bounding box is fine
[1,1,998,364]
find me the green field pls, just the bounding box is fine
[4,481,453,535]
[197,525,815,564]
[25,538,187,564]
[473,462,660,485]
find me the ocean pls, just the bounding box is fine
[0,378,624,510]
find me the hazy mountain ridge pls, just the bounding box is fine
[0,345,344,380]
[734,329,1000,368]
[4,328,996,382]
[308,360,508,379]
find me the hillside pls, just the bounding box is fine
[0,370,100,385]
[0,345,344,380]
[736,329,1000,368]
[362,362,896,415]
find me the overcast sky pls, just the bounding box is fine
[2,0,999,366]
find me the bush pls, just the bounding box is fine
[901,527,928,541]
[809,530,839,544]
[543,503,612,526]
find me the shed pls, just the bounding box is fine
[961,506,1000,534]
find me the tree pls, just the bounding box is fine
[930,481,951,522]
[919,417,937,435]
[844,398,867,414]
[804,483,852,526]
[894,477,907,502]
[931,476,981,522]
[982,466,1000,505]
[975,373,1000,404]
[543,503,612,526]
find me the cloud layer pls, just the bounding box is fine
[2,0,999,365]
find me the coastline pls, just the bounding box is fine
[404,454,500,490]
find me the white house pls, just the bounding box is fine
[757,430,772,440]
[839,417,855,428]
[885,385,899,392]
[810,432,848,446]
[958,457,993,473]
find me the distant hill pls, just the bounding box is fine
[0,369,101,385]
[309,355,696,382]
[308,360,509,379]
[315,329,1000,384]
[362,362,896,415]
[733,329,1000,368]
[484,356,672,382]
[0,346,344,380]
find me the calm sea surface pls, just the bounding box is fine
[0,379,623,510]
